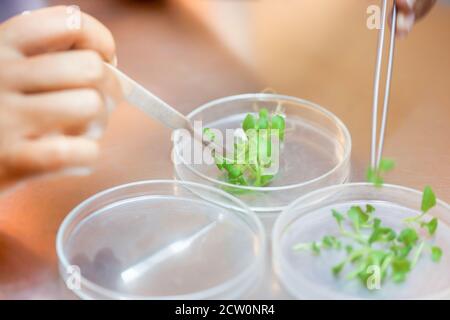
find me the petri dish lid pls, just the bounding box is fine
[57,180,266,299]
[273,183,450,299]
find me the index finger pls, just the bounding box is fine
[0,6,116,63]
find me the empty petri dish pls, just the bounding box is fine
[273,183,450,299]
[57,180,266,299]
[173,94,351,216]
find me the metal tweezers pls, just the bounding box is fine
[370,0,398,169]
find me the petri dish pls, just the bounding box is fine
[56,180,266,300]
[173,94,351,216]
[273,183,450,299]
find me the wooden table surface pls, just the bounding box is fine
[0,0,449,299]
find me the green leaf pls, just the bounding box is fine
[366,159,395,187]
[214,154,225,171]
[243,114,256,131]
[391,257,411,274]
[366,167,376,183]
[369,226,396,244]
[259,108,269,119]
[431,246,443,262]
[398,245,413,258]
[259,175,274,187]
[366,167,384,187]
[367,250,388,267]
[236,176,249,186]
[257,132,272,169]
[203,128,216,142]
[380,254,393,280]
[322,236,333,248]
[222,163,233,172]
[350,251,365,263]
[257,117,269,130]
[346,261,369,280]
[223,164,242,179]
[392,271,408,283]
[390,244,413,258]
[421,186,437,213]
[422,217,438,236]
[391,254,411,281]
[355,206,370,223]
[347,206,369,231]
[378,158,395,172]
[311,242,321,255]
[332,261,346,276]
[322,236,341,250]
[271,115,286,141]
[353,262,372,284]
[398,228,419,246]
[332,210,344,226]
[346,208,361,229]
[366,204,376,214]
[373,218,381,229]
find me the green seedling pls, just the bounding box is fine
[205,108,286,188]
[366,158,395,187]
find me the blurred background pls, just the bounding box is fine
[0,0,449,299]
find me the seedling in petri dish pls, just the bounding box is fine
[293,160,443,289]
[204,108,286,188]
[366,158,395,187]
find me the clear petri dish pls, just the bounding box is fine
[273,183,450,300]
[173,94,351,216]
[56,180,266,300]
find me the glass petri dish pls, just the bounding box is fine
[173,94,351,216]
[56,180,266,300]
[273,183,450,300]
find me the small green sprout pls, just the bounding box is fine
[431,246,443,262]
[422,218,438,236]
[366,158,395,187]
[421,186,437,213]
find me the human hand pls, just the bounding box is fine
[0,6,120,180]
[396,0,437,37]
